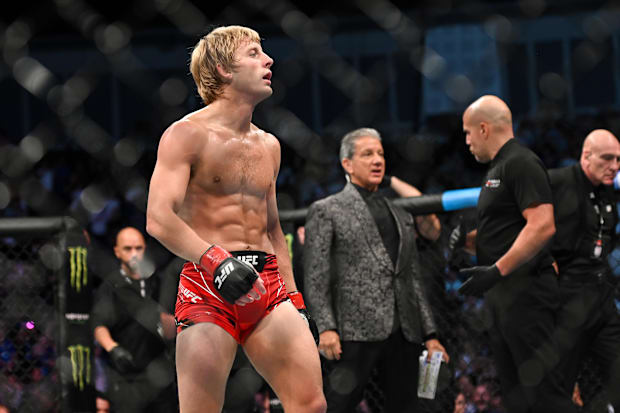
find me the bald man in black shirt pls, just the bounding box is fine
[458,95,577,413]
[92,227,177,413]
[548,129,620,411]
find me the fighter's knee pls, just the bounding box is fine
[281,386,326,413]
[305,394,327,413]
[294,390,327,413]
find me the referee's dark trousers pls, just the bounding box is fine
[486,267,579,413]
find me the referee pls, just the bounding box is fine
[548,129,620,410]
[457,95,577,413]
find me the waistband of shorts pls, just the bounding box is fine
[230,251,276,272]
[184,251,277,273]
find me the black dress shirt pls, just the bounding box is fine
[353,184,399,266]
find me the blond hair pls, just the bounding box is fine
[190,26,261,105]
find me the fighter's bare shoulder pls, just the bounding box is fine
[158,111,220,161]
[250,123,281,158]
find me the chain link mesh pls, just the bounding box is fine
[0,236,60,412]
[2,218,617,412]
[342,211,617,413]
[1,1,620,412]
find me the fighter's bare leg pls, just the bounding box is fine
[176,323,238,413]
[244,302,327,413]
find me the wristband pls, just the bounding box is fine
[288,291,306,310]
[198,245,232,275]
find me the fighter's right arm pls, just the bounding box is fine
[146,121,263,305]
[146,120,211,263]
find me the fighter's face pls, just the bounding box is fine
[584,143,620,186]
[230,40,274,102]
[463,111,491,163]
[342,136,385,191]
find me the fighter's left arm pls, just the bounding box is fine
[265,136,319,343]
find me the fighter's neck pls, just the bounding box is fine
[206,97,255,134]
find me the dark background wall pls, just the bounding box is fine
[1,0,619,244]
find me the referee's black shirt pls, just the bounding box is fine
[476,139,554,272]
[549,163,617,278]
[92,270,166,372]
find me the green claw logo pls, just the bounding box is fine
[285,233,294,261]
[68,344,91,391]
[67,247,88,292]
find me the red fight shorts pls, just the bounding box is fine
[175,251,288,344]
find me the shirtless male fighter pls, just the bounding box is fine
[146,25,326,413]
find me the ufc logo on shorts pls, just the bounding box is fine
[180,284,202,303]
[215,262,234,289]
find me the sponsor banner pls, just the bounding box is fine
[59,228,95,412]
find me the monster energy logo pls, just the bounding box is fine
[67,246,88,292]
[285,233,294,261]
[68,344,91,391]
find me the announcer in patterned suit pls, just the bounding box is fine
[304,127,449,413]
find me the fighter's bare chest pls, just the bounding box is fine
[193,143,276,192]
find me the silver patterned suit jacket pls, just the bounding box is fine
[303,182,437,343]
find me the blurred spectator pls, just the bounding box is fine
[0,373,23,412]
[23,365,56,412]
[454,391,476,413]
[454,393,466,413]
[96,393,111,413]
[92,227,177,413]
[456,375,475,402]
[472,383,492,413]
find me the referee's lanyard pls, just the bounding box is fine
[591,192,604,259]
[139,279,146,298]
[120,268,146,297]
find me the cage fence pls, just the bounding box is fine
[1,0,620,412]
[1,209,617,412]
[0,234,61,412]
